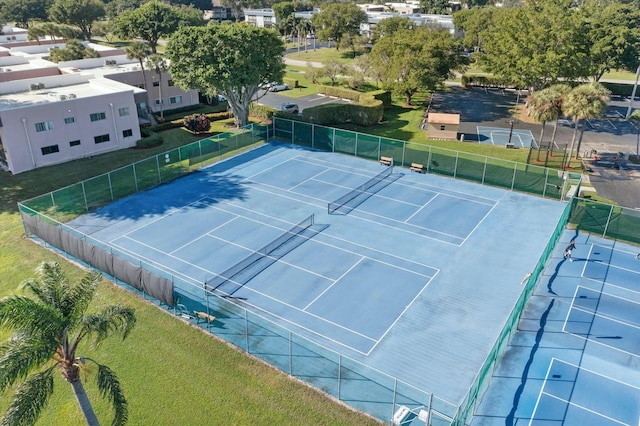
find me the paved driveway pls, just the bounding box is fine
[255,88,350,113]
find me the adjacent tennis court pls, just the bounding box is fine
[477,125,537,148]
[53,142,569,422]
[474,235,640,425]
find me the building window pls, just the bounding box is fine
[118,107,129,117]
[152,81,160,87]
[155,99,163,105]
[169,96,182,104]
[135,83,145,89]
[168,80,174,86]
[35,121,54,132]
[94,134,110,144]
[0,116,3,127]
[69,140,81,147]
[440,125,446,131]
[41,144,59,155]
[122,129,133,138]
[90,112,106,122]
[64,117,75,124]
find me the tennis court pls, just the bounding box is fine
[473,234,640,425]
[35,140,569,423]
[477,126,537,148]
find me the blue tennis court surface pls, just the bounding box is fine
[477,126,537,148]
[67,143,568,413]
[473,233,640,425]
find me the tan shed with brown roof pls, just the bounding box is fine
[427,113,460,140]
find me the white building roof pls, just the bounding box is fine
[0,77,144,112]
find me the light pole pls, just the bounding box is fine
[625,59,640,120]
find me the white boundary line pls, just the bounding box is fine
[530,357,637,426]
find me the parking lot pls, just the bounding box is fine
[254,88,350,113]
[429,86,640,208]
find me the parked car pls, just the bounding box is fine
[306,33,316,39]
[279,103,299,114]
[269,84,290,92]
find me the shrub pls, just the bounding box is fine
[135,133,163,148]
[249,103,278,120]
[183,114,211,133]
[283,77,298,88]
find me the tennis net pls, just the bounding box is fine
[328,166,394,214]
[205,214,315,295]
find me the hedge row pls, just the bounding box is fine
[461,74,521,89]
[301,100,383,126]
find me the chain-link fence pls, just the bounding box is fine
[19,123,268,223]
[21,119,640,426]
[273,118,571,201]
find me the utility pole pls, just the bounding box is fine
[625,60,640,120]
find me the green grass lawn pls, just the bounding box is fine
[287,47,364,64]
[0,129,381,425]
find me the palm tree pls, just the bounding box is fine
[630,109,640,156]
[0,261,136,426]
[563,82,610,165]
[146,54,169,119]
[125,41,152,117]
[528,84,571,161]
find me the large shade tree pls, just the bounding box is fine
[471,0,589,90]
[48,0,106,40]
[563,82,610,164]
[370,26,462,105]
[312,3,366,49]
[0,0,52,28]
[579,0,640,81]
[0,261,136,426]
[113,1,202,53]
[166,24,286,127]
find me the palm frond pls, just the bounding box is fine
[0,296,64,337]
[0,332,58,393]
[68,271,101,321]
[95,363,128,426]
[1,368,55,426]
[79,306,137,349]
[20,262,69,310]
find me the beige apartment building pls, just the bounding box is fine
[0,38,198,174]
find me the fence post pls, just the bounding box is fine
[332,128,336,152]
[289,331,292,375]
[338,354,342,400]
[108,173,114,201]
[156,155,161,184]
[602,204,614,238]
[291,119,294,145]
[244,309,249,353]
[311,123,315,149]
[392,378,398,422]
[454,152,459,179]
[401,141,406,167]
[426,146,432,173]
[133,163,139,192]
[511,162,517,190]
[482,157,487,185]
[81,181,88,212]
